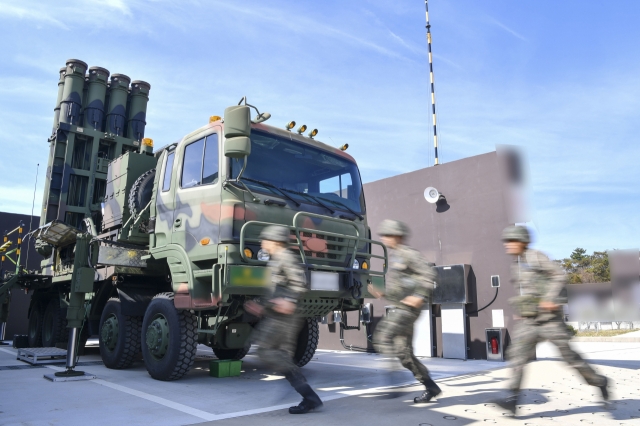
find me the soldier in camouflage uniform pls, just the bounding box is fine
[245,225,323,415]
[368,219,441,403]
[493,225,609,415]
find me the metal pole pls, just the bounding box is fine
[425,0,440,166]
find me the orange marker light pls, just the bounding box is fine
[200,237,211,245]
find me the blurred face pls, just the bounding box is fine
[504,241,527,255]
[380,235,403,249]
[261,239,284,254]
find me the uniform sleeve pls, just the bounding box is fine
[528,250,567,305]
[408,249,436,299]
[279,251,308,303]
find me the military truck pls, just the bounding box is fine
[0,59,387,381]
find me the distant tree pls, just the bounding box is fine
[558,248,610,283]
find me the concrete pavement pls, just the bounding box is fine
[0,340,638,425]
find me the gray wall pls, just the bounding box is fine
[319,152,519,359]
[1,212,41,339]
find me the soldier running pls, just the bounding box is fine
[367,219,441,403]
[244,225,323,415]
[493,225,609,414]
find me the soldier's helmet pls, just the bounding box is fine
[260,225,290,243]
[501,225,530,243]
[378,219,410,237]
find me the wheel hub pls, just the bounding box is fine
[146,314,170,359]
[101,314,119,350]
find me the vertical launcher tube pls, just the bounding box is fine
[83,66,110,131]
[59,59,88,126]
[106,74,131,136]
[126,80,151,141]
[52,67,67,131]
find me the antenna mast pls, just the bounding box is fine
[425,0,440,165]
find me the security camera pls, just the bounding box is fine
[424,187,446,204]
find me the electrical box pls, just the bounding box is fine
[433,264,471,304]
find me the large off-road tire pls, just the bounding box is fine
[99,298,142,369]
[212,345,250,360]
[27,302,44,347]
[141,293,197,381]
[42,298,67,347]
[293,317,319,367]
[128,169,155,217]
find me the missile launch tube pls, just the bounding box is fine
[105,74,130,136]
[52,67,66,130]
[83,66,110,131]
[126,80,151,141]
[59,59,88,126]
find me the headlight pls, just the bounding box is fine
[257,249,270,261]
[352,259,360,269]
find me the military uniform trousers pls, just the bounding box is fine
[507,315,606,392]
[373,309,431,383]
[254,313,307,388]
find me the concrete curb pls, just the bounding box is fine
[571,336,640,342]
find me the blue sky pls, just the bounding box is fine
[0,0,638,259]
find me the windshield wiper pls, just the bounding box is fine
[318,197,363,220]
[279,188,335,215]
[241,178,301,207]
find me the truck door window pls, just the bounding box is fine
[181,138,205,188]
[162,152,175,192]
[202,134,219,185]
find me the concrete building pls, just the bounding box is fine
[319,151,521,360]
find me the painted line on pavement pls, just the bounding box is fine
[43,364,218,421]
[0,347,17,356]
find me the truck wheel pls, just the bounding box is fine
[141,293,197,381]
[27,302,44,347]
[42,298,67,347]
[99,298,142,369]
[212,344,250,360]
[293,317,319,367]
[129,169,155,218]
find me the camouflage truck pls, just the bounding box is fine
[0,59,387,381]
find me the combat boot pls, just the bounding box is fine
[598,376,609,401]
[491,394,518,415]
[414,378,441,403]
[289,384,323,414]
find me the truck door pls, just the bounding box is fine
[172,131,221,262]
[154,149,176,247]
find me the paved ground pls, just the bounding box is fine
[0,340,638,425]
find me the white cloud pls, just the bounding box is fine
[486,16,528,42]
[0,4,69,29]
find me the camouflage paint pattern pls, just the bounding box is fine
[373,244,436,384]
[149,118,385,312]
[506,248,606,392]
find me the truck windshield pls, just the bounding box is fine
[230,130,365,214]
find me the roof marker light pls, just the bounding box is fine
[297,124,307,134]
[308,129,318,138]
[286,121,296,131]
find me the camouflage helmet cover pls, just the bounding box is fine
[378,219,410,237]
[260,225,290,243]
[502,225,530,243]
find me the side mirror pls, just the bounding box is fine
[223,105,251,158]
